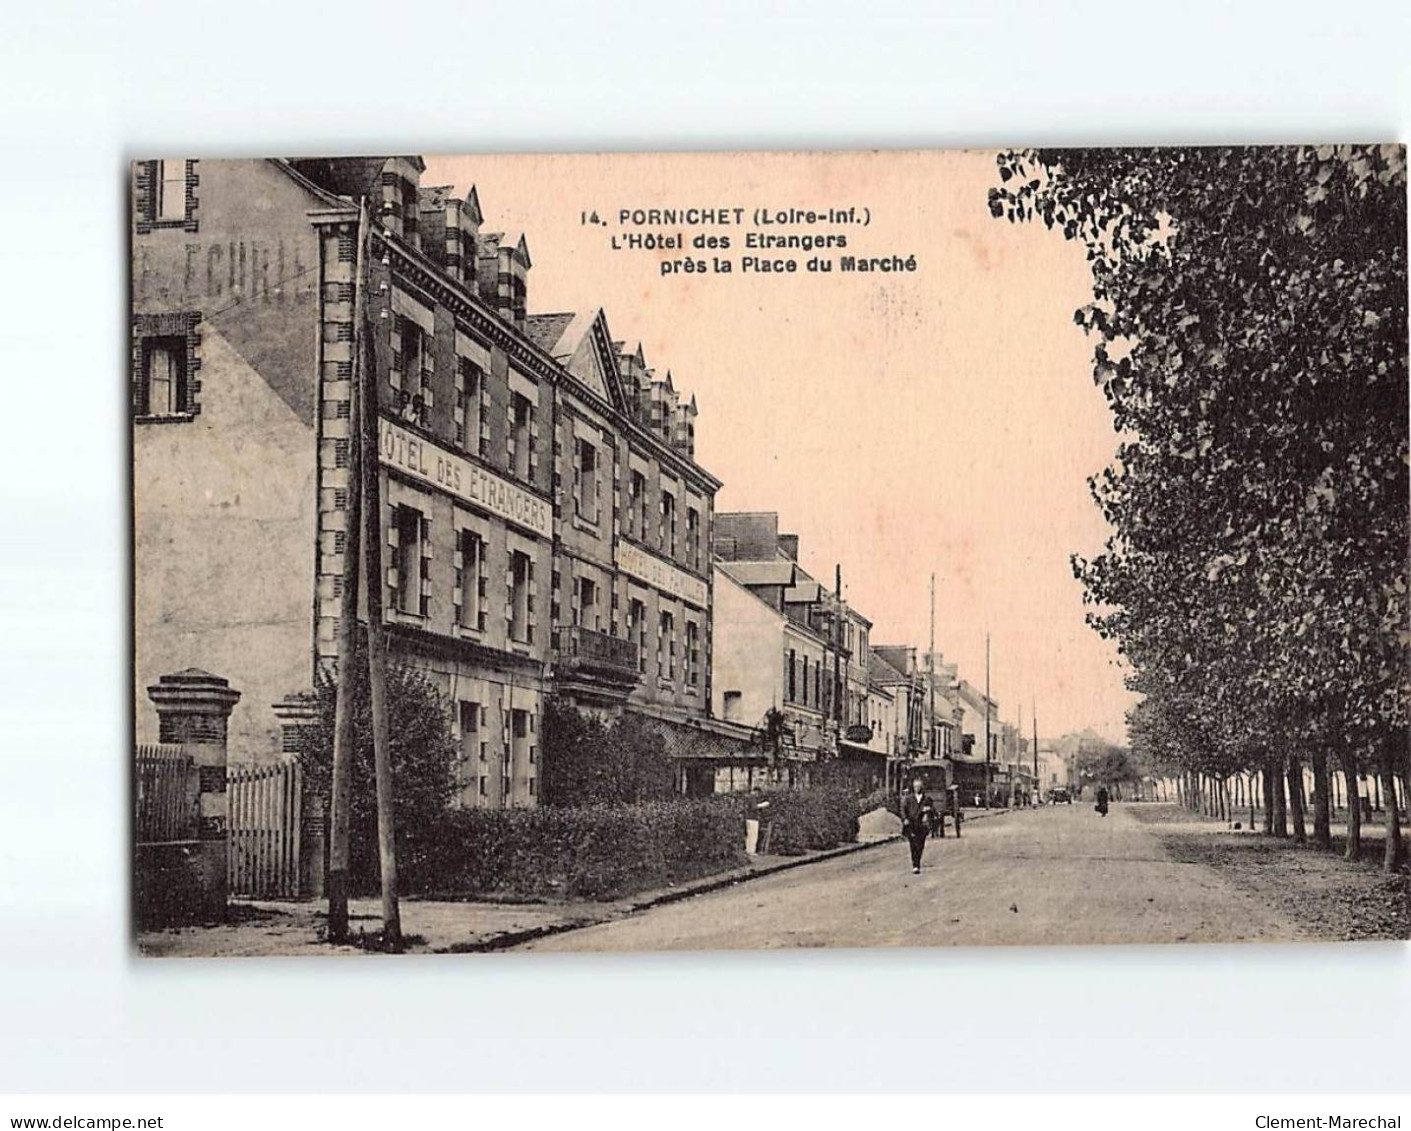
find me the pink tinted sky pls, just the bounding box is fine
[425,150,1138,743]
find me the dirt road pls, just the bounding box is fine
[521,802,1305,951]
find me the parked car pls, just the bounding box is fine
[1048,787,1072,804]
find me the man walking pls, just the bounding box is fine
[901,776,936,874]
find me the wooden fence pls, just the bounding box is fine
[135,743,197,842]
[228,761,304,899]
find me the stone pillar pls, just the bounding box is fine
[273,691,326,899]
[146,668,240,921]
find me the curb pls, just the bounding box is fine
[455,807,1014,953]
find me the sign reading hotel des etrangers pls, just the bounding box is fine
[379,417,551,538]
[616,539,708,609]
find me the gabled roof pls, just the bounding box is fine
[481,231,531,267]
[463,184,483,225]
[868,652,910,685]
[527,308,628,412]
[782,580,823,604]
[419,184,454,211]
[524,312,577,354]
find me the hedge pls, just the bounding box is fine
[859,787,901,818]
[402,796,748,901]
[756,786,860,855]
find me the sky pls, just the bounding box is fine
[424,150,1139,744]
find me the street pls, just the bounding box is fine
[520,803,1305,951]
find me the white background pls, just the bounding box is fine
[0,0,1407,1095]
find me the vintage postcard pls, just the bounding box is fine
[130,147,1409,956]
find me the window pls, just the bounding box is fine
[509,549,533,643]
[686,506,700,568]
[158,160,187,222]
[787,649,797,702]
[801,655,810,706]
[456,356,484,452]
[686,621,700,690]
[392,505,427,616]
[629,471,646,539]
[629,598,647,674]
[574,436,600,524]
[577,576,598,630]
[140,336,187,417]
[456,529,486,631]
[459,700,486,771]
[658,611,675,680]
[136,160,195,231]
[660,490,676,556]
[133,313,200,419]
[723,690,742,721]
[509,392,533,482]
[394,317,428,423]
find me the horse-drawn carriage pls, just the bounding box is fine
[904,759,963,837]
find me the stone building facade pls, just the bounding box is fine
[133,156,722,808]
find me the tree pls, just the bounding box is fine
[299,638,457,892]
[990,146,1407,870]
[539,698,676,806]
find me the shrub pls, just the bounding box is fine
[757,786,861,855]
[297,637,457,894]
[403,795,747,901]
[859,787,902,817]
[539,698,676,807]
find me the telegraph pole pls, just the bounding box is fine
[984,632,991,809]
[928,573,936,759]
[1032,704,1039,797]
[326,204,368,943]
[357,200,401,948]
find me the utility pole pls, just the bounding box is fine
[984,632,991,809]
[928,573,936,760]
[1033,704,1039,797]
[833,564,844,732]
[357,199,401,948]
[326,204,368,944]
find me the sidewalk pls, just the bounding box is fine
[136,807,1015,958]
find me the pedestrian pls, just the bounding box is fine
[1095,785,1110,817]
[901,776,935,874]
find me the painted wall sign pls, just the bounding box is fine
[379,417,550,537]
[616,540,709,608]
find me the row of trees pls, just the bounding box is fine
[990,145,1408,871]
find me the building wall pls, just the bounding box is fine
[711,566,783,728]
[309,211,555,807]
[781,621,828,744]
[132,159,325,758]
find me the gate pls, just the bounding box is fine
[227,761,303,898]
[135,743,197,842]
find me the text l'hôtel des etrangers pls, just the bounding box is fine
[581,206,919,277]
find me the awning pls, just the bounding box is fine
[837,740,888,759]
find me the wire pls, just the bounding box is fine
[196,261,323,324]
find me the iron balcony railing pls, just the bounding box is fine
[553,625,640,679]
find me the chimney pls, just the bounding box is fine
[778,533,799,561]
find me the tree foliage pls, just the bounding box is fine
[990,146,1408,867]
[538,698,676,806]
[298,639,458,892]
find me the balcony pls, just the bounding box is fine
[552,626,641,700]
